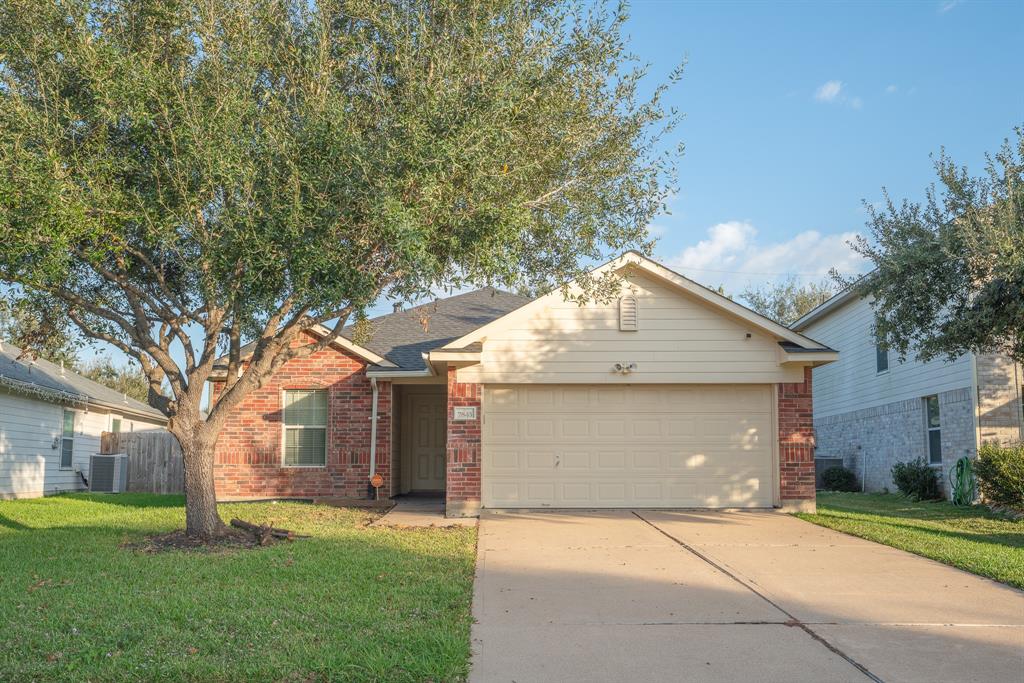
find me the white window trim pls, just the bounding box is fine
[875,339,889,375]
[60,409,75,470]
[924,395,942,467]
[280,389,328,468]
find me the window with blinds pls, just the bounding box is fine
[283,389,328,466]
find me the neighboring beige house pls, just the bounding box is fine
[792,290,1023,494]
[210,252,838,515]
[0,343,167,499]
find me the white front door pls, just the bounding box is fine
[482,384,774,508]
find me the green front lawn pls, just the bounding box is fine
[0,494,477,682]
[798,492,1024,589]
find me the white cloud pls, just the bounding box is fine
[814,80,863,109]
[886,84,898,94]
[939,0,960,13]
[814,80,843,103]
[674,221,757,271]
[664,221,869,292]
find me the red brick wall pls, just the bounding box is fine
[210,334,391,500]
[445,367,481,514]
[778,366,815,506]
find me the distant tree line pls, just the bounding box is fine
[1,295,151,403]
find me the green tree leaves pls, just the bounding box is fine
[849,128,1024,364]
[0,0,681,533]
[741,277,833,326]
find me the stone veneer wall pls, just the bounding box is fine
[814,386,975,495]
[445,367,481,516]
[976,353,1023,445]
[211,335,392,500]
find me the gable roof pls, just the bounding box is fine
[342,288,532,371]
[211,287,532,375]
[0,342,166,422]
[213,254,835,378]
[442,252,834,353]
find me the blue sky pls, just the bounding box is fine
[623,0,1023,293]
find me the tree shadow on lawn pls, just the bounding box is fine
[63,492,187,508]
[0,514,30,531]
[0,522,477,682]
[818,512,1024,551]
[822,494,1014,523]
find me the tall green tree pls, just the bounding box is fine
[0,0,681,537]
[78,357,152,404]
[0,292,80,366]
[741,277,833,326]
[849,128,1023,364]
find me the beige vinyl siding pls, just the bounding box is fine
[0,389,165,498]
[459,273,802,384]
[802,296,973,419]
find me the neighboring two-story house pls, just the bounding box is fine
[792,289,1023,494]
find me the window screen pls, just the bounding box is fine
[875,337,889,373]
[925,396,941,465]
[61,410,74,469]
[283,390,328,466]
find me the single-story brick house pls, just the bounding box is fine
[209,253,837,515]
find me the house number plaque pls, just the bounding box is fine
[453,406,477,421]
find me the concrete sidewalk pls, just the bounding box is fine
[470,510,1024,683]
[370,496,476,528]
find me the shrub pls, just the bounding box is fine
[975,442,1024,509]
[891,458,944,501]
[820,466,859,492]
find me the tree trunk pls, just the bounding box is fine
[177,429,225,539]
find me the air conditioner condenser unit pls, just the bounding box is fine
[89,454,128,493]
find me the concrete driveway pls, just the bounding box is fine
[470,510,1024,683]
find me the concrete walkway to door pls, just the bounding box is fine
[470,510,1024,683]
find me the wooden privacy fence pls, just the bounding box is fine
[100,431,184,494]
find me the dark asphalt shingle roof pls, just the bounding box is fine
[0,342,166,421]
[778,341,837,353]
[344,288,532,370]
[211,287,532,372]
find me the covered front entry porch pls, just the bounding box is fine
[383,367,482,517]
[391,384,447,497]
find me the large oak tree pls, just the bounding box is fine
[850,128,1023,365]
[0,0,681,537]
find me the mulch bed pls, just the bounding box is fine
[123,528,259,553]
[123,519,308,554]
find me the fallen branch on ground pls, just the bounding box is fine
[229,518,310,545]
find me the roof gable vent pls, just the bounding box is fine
[619,295,638,331]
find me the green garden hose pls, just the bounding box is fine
[949,456,976,506]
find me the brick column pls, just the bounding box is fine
[445,367,482,517]
[778,366,816,512]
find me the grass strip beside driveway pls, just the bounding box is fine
[0,494,477,682]
[797,492,1024,590]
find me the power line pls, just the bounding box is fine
[674,264,841,277]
